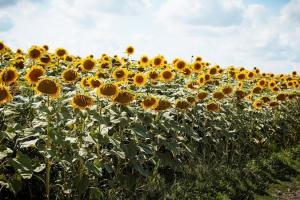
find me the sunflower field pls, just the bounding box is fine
[0,41,300,200]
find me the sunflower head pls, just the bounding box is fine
[139,55,149,67]
[192,61,203,73]
[0,41,6,53]
[28,46,42,60]
[252,86,262,94]
[195,56,202,62]
[253,100,264,109]
[235,90,247,99]
[209,66,218,75]
[160,68,174,82]
[97,83,119,98]
[55,48,68,58]
[276,93,286,101]
[148,70,159,80]
[247,71,255,79]
[0,66,19,85]
[182,67,193,76]
[25,65,46,85]
[186,96,196,104]
[236,72,246,81]
[81,57,96,72]
[88,77,101,88]
[175,60,186,71]
[125,45,135,55]
[35,78,60,98]
[213,91,225,100]
[269,101,279,108]
[141,96,159,110]
[80,76,91,89]
[71,94,94,109]
[222,85,233,95]
[257,79,266,87]
[112,67,129,81]
[153,99,172,112]
[206,102,220,112]
[175,100,190,110]
[113,90,134,105]
[40,54,52,65]
[0,84,12,105]
[198,74,206,85]
[133,73,147,87]
[152,55,164,68]
[62,69,79,83]
[261,96,271,103]
[197,91,208,101]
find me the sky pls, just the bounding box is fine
[0,0,299,73]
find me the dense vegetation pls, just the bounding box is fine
[0,41,300,199]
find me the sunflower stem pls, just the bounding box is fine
[45,96,51,200]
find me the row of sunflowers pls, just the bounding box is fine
[1,40,299,113]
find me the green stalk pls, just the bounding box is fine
[45,96,51,200]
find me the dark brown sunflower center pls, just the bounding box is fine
[37,80,58,95]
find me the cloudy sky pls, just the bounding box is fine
[0,0,299,73]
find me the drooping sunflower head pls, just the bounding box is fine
[97,82,119,98]
[112,67,129,81]
[112,90,134,105]
[61,69,79,83]
[153,99,172,112]
[206,102,220,112]
[125,45,135,55]
[139,55,149,67]
[252,86,262,94]
[0,84,12,105]
[28,45,42,60]
[252,100,264,109]
[148,70,159,80]
[197,90,208,101]
[0,66,19,85]
[213,91,225,100]
[25,65,46,85]
[88,77,101,89]
[40,53,52,65]
[141,96,159,110]
[81,57,96,72]
[55,48,68,58]
[71,94,94,109]
[133,73,147,87]
[175,99,190,110]
[35,78,60,98]
[160,68,174,82]
[221,85,233,95]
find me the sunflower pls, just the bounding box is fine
[125,45,135,55]
[96,70,109,79]
[195,56,202,62]
[0,41,7,53]
[272,86,280,92]
[197,91,208,101]
[213,91,225,100]
[65,55,73,62]
[40,54,52,65]
[198,74,206,85]
[175,100,190,110]
[238,81,243,89]
[221,85,233,95]
[269,101,279,107]
[71,94,94,109]
[141,96,159,110]
[182,67,193,76]
[148,70,159,80]
[252,86,262,94]
[276,93,286,101]
[80,76,91,88]
[139,55,150,67]
[153,99,172,112]
[97,83,119,98]
[247,71,255,79]
[209,66,218,75]
[0,84,12,105]
[152,55,164,68]
[186,81,198,90]
[236,71,247,81]
[186,96,196,104]
[257,79,266,87]
[261,96,271,103]
[112,67,129,81]
[206,102,220,112]
[235,90,247,99]
[88,77,101,88]
[133,73,147,87]
[81,57,96,72]
[204,74,211,82]
[35,78,60,98]
[175,60,186,71]
[268,80,276,88]
[55,48,68,58]
[252,100,264,109]
[98,61,111,69]
[192,61,203,73]
[113,90,134,105]
[61,69,79,83]
[25,65,46,84]
[28,46,42,60]
[0,66,19,85]
[160,68,174,82]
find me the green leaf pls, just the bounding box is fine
[0,146,13,160]
[9,152,33,179]
[130,123,147,138]
[20,138,39,148]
